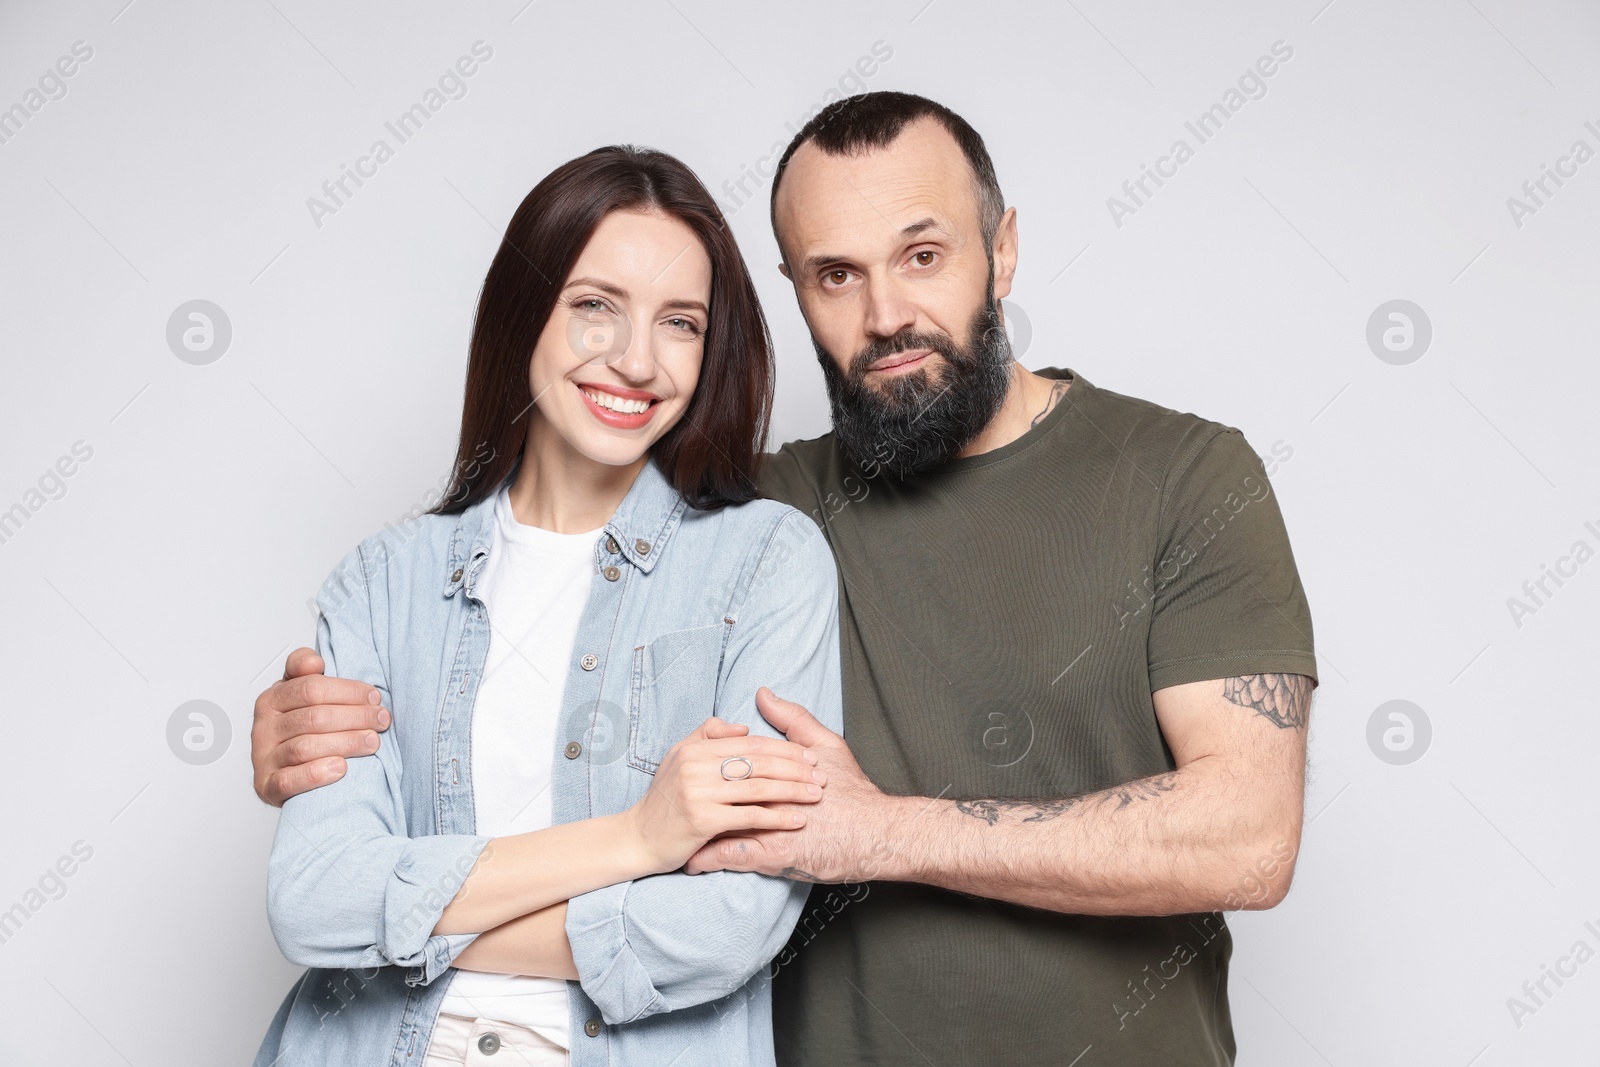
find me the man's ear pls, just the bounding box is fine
[991,206,1019,301]
[778,260,791,280]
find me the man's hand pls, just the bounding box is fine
[684,688,896,883]
[251,647,389,807]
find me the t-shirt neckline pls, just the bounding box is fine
[927,366,1086,477]
[493,487,607,555]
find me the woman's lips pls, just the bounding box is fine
[577,383,661,429]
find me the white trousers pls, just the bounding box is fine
[423,1012,569,1067]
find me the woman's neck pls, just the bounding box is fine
[507,420,647,533]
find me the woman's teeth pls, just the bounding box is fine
[583,388,652,415]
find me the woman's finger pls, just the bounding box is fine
[719,778,824,805]
[694,734,816,766]
[703,753,825,786]
[718,806,808,832]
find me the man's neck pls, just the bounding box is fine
[955,364,1070,460]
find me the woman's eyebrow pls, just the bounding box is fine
[563,276,629,299]
[661,298,709,314]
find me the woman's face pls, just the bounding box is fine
[527,209,712,469]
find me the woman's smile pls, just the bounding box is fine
[576,381,663,430]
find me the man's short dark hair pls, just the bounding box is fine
[769,91,1005,255]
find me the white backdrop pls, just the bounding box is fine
[2,1,1597,1063]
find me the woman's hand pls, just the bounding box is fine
[627,717,826,874]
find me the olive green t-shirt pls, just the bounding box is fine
[757,368,1317,1066]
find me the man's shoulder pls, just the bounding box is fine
[758,432,845,510]
[1068,373,1245,481]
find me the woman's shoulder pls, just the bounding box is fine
[679,497,834,582]
[317,510,467,603]
[680,496,816,548]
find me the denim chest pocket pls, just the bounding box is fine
[628,622,730,773]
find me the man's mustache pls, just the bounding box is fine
[847,330,962,381]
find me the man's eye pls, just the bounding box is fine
[826,270,850,286]
[913,251,936,266]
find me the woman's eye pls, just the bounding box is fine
[577,298,609,313]
[665,317,701,334]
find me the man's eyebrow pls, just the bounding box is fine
[800,219,951,273]
[800,251,849,273]
[563,276,628,299]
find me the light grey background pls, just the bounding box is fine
[2,1,1596,1063]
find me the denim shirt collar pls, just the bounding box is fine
[442,457,687,598]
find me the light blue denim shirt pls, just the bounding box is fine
[254,459,842,1067]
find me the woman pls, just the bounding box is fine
[254,146,843,1067]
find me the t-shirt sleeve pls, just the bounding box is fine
[1145,427,1318,692]
[758,443,824,517]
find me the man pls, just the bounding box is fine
[252,92,1316,1064]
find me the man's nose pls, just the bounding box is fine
[862,276,917,341]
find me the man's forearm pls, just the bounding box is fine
[870,758,1300,915]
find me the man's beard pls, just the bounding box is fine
[815,294,1015,479]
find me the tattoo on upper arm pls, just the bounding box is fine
[952,773,1178,825]
[1223,673,1311,730]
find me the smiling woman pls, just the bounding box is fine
[253,146,844,1067]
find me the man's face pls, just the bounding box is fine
[775,118,1019,476]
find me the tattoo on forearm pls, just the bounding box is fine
[953,773,1178,826]
[1104,773,1178,809]
[1030,380,1067,428]
[954,796,1083,825]
[1223,673,1311,730]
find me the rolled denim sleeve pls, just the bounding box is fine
[567,510,844,1022]
[266,543,491,987]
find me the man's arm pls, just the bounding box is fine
[685,674,1310,916]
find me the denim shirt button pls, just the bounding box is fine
[605,536,619,554]
[564,741,582,760]
[580,653,598,671]
[451,568,463,582]
[584,1018,602,1038]
[634,539,651,555]
[603,565,621,582]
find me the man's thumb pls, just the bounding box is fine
[283,646,324,681]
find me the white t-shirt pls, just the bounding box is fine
[437,487,602,1049]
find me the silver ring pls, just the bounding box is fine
[720,756,754,781]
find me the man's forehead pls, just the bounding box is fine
[776,118,980,256]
